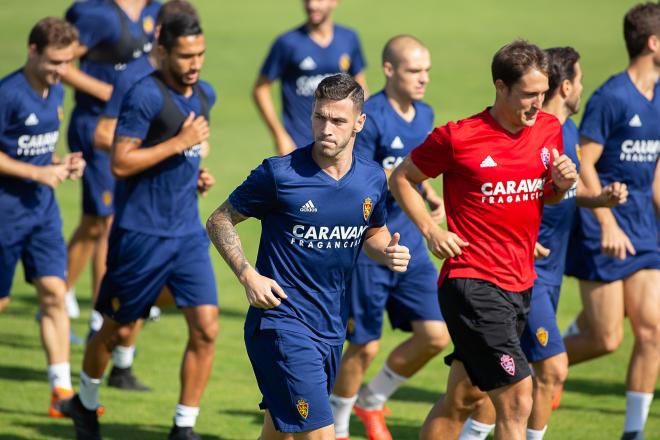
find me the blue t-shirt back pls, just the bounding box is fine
[577,72,660,253]
[0,69,63,225]
[103,56,156,118]
[229,146,388,344]
[354,90,434,263]
[535,118,580,286]
[260,24,366,147]
[113,75,216,237]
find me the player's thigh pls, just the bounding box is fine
[520,284,564,363]
[0,226,27,298]
[346,263,390,345]
[22,218,67,289]
[181,304,219,343]
[168,230,218,309]
[623,269,660,340]
[579,278,625,334]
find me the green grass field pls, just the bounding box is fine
[1,0,658,438]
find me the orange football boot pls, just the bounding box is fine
[49,387,74,418]
[353,404,393,440]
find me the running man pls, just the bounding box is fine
[253,0,367,155]
[63,0,160,333]
[68,13,217,440]
[329,35,450,440]
[389,40,578,440]
[460,46,629,440]
[0,17,84,417]
[207,74,410,440]
[563,4,660,439]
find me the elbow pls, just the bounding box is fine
[110,161,130,179]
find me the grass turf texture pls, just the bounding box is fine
[0,0,658,438]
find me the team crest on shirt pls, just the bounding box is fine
[500,354,516,376]
[111,297,121,312]
[362,197,372,222]
[143,16,155,34]
[102,191,113,207]
[536,327,549,347]
[339,53,351,72]
[57,106,64,122]
[540,147,551,169]
[296,399,309,419]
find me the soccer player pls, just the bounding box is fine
[63,0,160,334]
[207,73,410,440]
[562,4,660,439]
[253,0,367,155]
[67,13,217,440]
[459,47,629,440]
[329,35,449,440]
[0,17,84,417]
[89,0,200,393]
[389,40,578,440]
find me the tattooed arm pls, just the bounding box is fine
[206,200,288,309]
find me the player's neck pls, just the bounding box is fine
[159,69,193,96]
[489,104,524,134]
[115,0,148,21]
[312,142,354,180]
[306,19,334,47]
[627,56,660,101]
[22,65,49,99]
[385,86,415,122]
[542,98,569,125]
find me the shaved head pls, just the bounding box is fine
[382,34,427,67]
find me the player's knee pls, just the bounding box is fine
[449,390,485,414]
[424,329,450,355]
[595,328,623,354]
[38,285,66,310]
[192,319,219,345]
[81,216,106,239]
[535,360,568,388]
[0,297,10,312]
[633,321,660,350]
[496,392,533,420]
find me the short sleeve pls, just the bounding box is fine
[228,160,278,220]
[354,113,379,160]
[114,79,162,139]
[259,36,289,81]
[348,31,366,75]
[199,82,217,109]
[579,90,615,145]
[65,3,118,50]
[103,74,130,118]
[0,88,13,140]
[368,177,388,228]
[410,125,454,178]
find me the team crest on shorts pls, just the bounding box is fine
[339,53,351,72]
[111,297,121,312]
[540,147,551,169]
[363,197,372,222]
[500,354,515,376]
[296,399,309,419]
[57,106,64,122]
[347,318,355,334]
[536,327,549,347]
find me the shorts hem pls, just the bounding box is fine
[271,417,334,433]
[524,347,566,363]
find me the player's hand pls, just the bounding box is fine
[599,182,628,208]
[34,164,70,189]
[63,152,86,180]
[601,219,636,260]
[197,167,215,197]
[550,148,578,191]
[534,242,550,260]
[199,140,210,158]
[425,227,469,259]
[177,112,209,152]
[240,267,288,309]
[275,132,296,156]
[384,233,410,272]
[426,192,446,224]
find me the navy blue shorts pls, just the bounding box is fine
[244,328,342,433]
[346,258,443,344]
[68,111,114,217]
[96,228,217,323]
[520,282,565,362]
[0,213,66,297]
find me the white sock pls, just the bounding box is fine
[623,391,653,433]
[79,371,102,411]
[89,310,104,332]
[48,362,72,390]
[459,416,495,440]
[329,394,357,437]
[174,404,200,428]
[112,345,135,369]
[358,364,407,409]
[526,426,547,440]
[65,287,80,319]
[562,319,580,337]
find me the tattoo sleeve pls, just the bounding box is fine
[206,200,251,280]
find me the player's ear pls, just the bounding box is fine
[353,112,366,133]
[27,44,38,58]
[494,79,507,97]
[648,34,660,53]
[383,61,394,79]
[560,78,572,99]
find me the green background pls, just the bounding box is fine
[0,0,658,438]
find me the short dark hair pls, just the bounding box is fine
[28,17,78,54]
[158,12,203,51]
[156,0,198,27]
[545,47,581,99]
[314,73,364,112]
[491,40,549,88]
[624,3,660,59]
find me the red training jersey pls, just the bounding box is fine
[410,108,563,292]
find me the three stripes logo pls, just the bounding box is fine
[300,200,317,213]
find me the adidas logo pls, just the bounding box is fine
[300,200,318,213]
[299,56,317,70]
[390,136,404,149]
[629,114,642,127]
[24,113,39,126]
[480,155,497,168]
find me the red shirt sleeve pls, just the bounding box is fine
[410,125,454,178]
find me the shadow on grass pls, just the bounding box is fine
[219,408,263,425]
[390,385,443,404]
[0,333,42,351]
[564,377,627,397]
[349,417,421,440]
[0,364,44,383]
